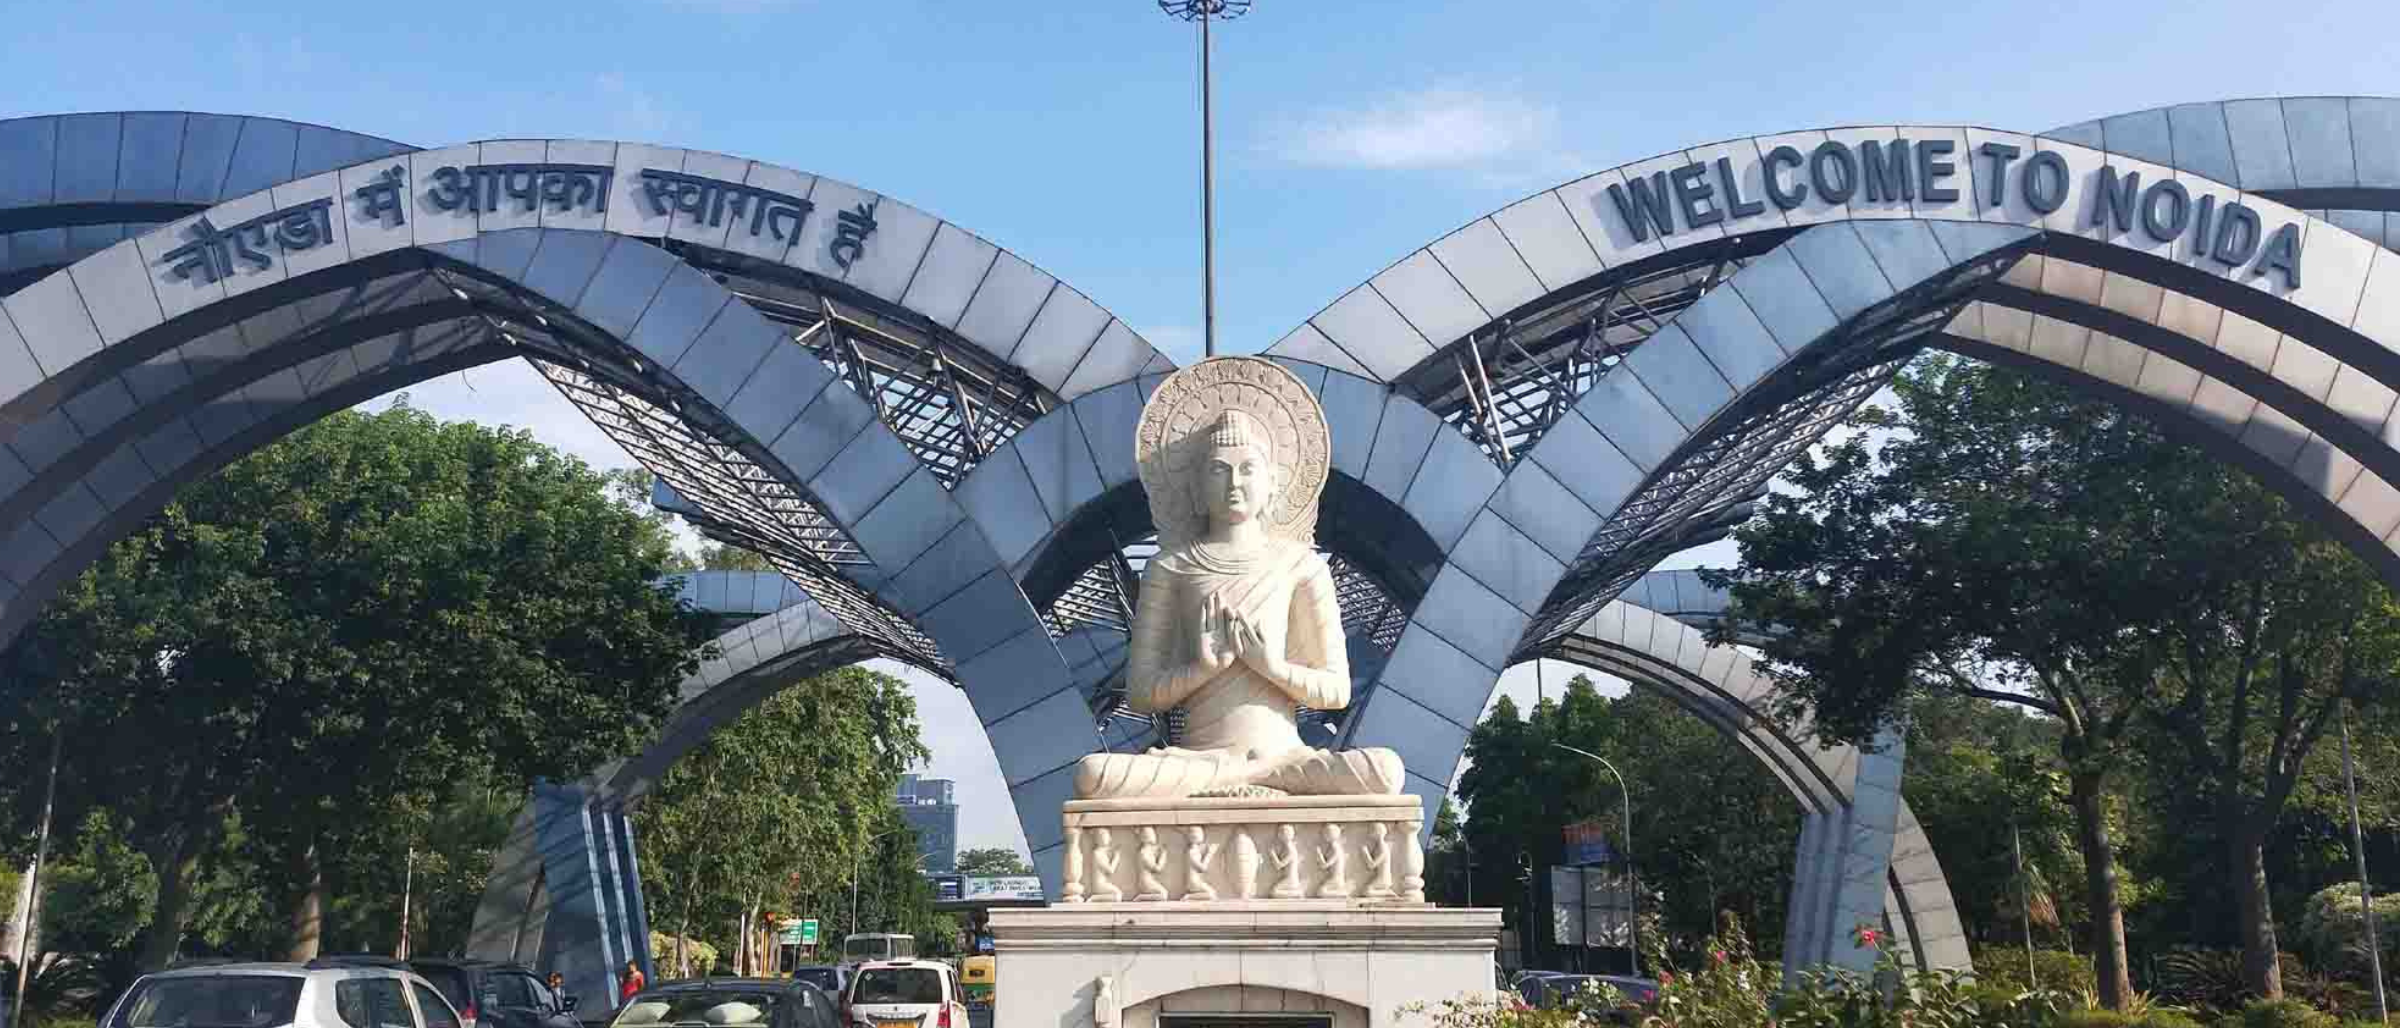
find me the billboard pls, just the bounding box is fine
[962,875,1045,901]
[1550,866,1634,948]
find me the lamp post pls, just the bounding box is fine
[1553,743,1640,976]
[1154,0,1253,359]
[2341,704,2387,1023]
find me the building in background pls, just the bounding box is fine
[897,773,959,873]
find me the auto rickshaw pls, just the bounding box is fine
[960,954,996,1007]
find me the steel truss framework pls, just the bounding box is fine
[1393,235,1784,466]
[1515,241,2032,655]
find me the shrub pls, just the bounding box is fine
[2297,885,2400,978]
[2239,998,2338,1028]
[2057,1011,2137,1028]
[650,932,718,976]
[1974,946,2097,996]
[2140,1012,2209,1028]
[2159,949,2252,1012]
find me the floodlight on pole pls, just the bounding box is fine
[1156,0,1252,359]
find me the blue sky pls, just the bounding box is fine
[13,0,2400,854]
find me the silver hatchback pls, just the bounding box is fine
[102,961,469,1028]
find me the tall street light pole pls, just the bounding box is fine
[2341,703,2388,1023]
[11,730,61,1028]
[1156,0,1252,359]
[1553,743,1639,975]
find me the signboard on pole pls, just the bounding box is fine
[777,919,819,946]
[1563,822,1617,867]
[962,876,1045,902]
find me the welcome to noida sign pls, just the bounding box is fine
[1602,136,2305,288]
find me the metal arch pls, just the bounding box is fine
[1523,240,2030,656]
[405,254,954,671]
[1541,603,1972,975]
[660,242,1065,488]
[0,112,418,296]
[1392,235,1794,466]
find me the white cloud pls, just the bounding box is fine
[1266,88,1566,174]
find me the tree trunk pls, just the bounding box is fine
[2070,769,2134,1010]
[2231,823,2285,999]
[136,836,201,972]
[286,839,325,961]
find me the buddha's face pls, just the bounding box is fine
[1202,441,1279,527]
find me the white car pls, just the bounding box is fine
[102,959,469,1028]
[842,961,967,1028]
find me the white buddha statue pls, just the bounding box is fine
[1073,357,1403,800]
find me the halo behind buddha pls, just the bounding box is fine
[1134,357,1330,551]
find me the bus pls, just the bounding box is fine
[839,933,915,965]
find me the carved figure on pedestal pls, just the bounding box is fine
[1090,827,1123,902]
[1233,828,1260,899]
[1314,823,1348,898]
[1135,827,1170,900]
[1271,823,1305,899]
[1183,827,1220,901]
[1363,822,1396,899]
[1063,826,1086,903]
[1073,358,1405,800]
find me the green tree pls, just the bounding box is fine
[696,543,778,573]
[1708,354,2400,1005]
[0,403,713,969]
[1900,694,2083,948]
[634,666,929,974]
[1455,677,1797,967]
[37,811,160,956]
[953,848,1033,877]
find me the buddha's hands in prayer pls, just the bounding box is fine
[1225,610,1293,687]
[1197,593,1236,673]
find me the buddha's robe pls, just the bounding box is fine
[1071,539,1403,799]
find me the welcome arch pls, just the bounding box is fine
[1255,97,2400,975]
[0,115,1184,993]
[9,98,2400,988]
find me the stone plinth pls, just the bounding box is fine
[1060,796,1425,904]
[990,903,1501,1028]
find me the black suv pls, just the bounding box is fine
[406,959,580,1028]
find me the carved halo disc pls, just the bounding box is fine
[1134,356,1331,550]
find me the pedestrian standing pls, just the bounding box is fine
[619,960,646,1003]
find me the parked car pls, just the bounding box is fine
[610,978,837,1028]
[101,959,466,1028]
[840,961,967,1028]
[405,958,579,1028]
[789,966,849,1000]
[1515,974,1656,1021]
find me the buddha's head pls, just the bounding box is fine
[1200,409,1283,530]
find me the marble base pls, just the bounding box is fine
[1060,796,1426,905]
[989,904,1502,1028]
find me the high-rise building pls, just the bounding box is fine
[896,773,959,873]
